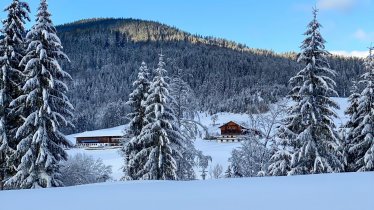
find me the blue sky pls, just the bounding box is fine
[1,0,373,57]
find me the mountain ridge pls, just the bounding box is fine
[57,18,299,58]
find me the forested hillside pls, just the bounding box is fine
[58,18,364,133]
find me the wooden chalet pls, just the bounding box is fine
[219,121,246,136]
[216,121,262,143]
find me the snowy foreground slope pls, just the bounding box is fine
[1,172,373,210]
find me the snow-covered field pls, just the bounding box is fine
[1,172,372,210]
[65,139,240,180]
[64,110,253,180]
[66,148,125,180]
[65,110,252,180]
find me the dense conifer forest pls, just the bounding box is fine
[57,18,364,133]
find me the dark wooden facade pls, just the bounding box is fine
[76,136,122,147]
[219,121,245,135]
[215,121,263,143]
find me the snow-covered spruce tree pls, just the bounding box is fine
[270,8,344,175]
[232,164,243,178]
[122,62,150,180]
[0,0,30,190]
[224,165,232,178]
[347,49,374,172]
[6,0,73,189]
[129,54,183,180]
[126,62,150,136]
[268,145,292,176]
[343,79,361,171]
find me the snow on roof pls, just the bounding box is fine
[74,125,128,138]
[218,121,247,129]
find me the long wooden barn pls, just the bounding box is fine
[75,125,130,148]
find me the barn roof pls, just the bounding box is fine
[219,121,248,129]
[74,125,128,138]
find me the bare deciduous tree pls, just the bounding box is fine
[211,114,219,126]
[209,164,223,179]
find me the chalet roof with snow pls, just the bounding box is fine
[74,125,128,138]
[219,121,248,129]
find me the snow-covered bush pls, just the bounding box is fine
[60,153,112,186]
[229,137,271,177]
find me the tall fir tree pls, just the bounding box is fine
[130,53,183,180]
[270,8,344,175]
[0,0,30,190]
[126,62,151,136]
[343,79,361,171]
[122,62,150,180]
[347,48,374,172]
[6,0,73,188]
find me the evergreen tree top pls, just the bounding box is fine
[2,0,30,28]
[1,0,30,62]
[292,8,338,101]
[136,62,149,82]
[363,47,374,72]
[298,8,331,70]
[155,53,167,76]
[27,0,64,54]
[35,0,53,29]
[21,0,70,70]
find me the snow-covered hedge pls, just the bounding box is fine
[60,153,112,186]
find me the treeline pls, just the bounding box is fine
[56,18,365,134]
